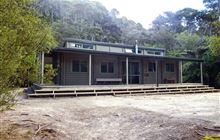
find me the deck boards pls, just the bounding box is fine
[28,83,219,98]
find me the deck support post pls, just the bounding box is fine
[155,60,159,87]
[89,54,92,85]
[179,60,183,84]
[200,62,203,84]
[40,52,44,85]
[126,57,129,85]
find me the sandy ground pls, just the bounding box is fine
[0,92,220,140]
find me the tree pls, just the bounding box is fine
[152,11,183,33]
[34,0,148,45]
[203,0,220,56]
[0,0,56,110]
[203,0,219,11]
[209,36,220,56]
[146,27,179,53]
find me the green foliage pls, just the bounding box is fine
[167,49,185,57]
[147,28,178,52]
[203,135,220,140]
[207,22,220,57]
[148,0,220,88]
[0,91,16,112]
[208,36,220,56]
[35,0,147,45]
[145,44,163,48]
[14,53,40,87]
[152,11,183,33]
[0,0,56,110]
[183,62,200,83]
[43,64,57,85]
[215,72,220,87]
[176,32,200,50]
[203,0,219,11]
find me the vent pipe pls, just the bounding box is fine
[135,40,138,54]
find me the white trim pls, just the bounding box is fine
[89,54,92,85]
[126,57,129,85]
[41,52,44,84]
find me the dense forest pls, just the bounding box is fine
[0,0,220,109]
[34,0,149,45]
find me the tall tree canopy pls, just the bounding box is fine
[34,0,148,45]
[146,0,220,87]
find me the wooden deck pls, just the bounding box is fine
[28,83,219,98]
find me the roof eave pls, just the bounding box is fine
[63,38,166,51]
[52,47,203,62]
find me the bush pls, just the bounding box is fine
[43,64,57,85]
[0,83,16,111]
[0,92,16,112]
[203,136,220,140]
[183,62,200,83]
[215,72,220,88]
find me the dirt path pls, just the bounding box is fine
[0,93,220,140]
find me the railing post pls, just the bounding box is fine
[89,54,92,85]
[41,52,44,85]
[126,57,129,85]
[200,62,203,84]
[179,60,183,84]
[155,60,159,87]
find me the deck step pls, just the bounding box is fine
[28,84,219,98]
[115,89,218,97]
[34,87,212,93]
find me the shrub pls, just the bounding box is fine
[43,64,57,85]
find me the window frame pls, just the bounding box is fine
[72,60,88,73]
[83,43,93,49]
[165,63,175,72]
[80,61,88,72]
[100,62,114,73]
[148,62,156,72]
[101,62,108,73]
[147,51,162,56]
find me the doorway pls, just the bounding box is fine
[122,61,140,84]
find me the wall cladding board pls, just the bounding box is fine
[162,60,178,83]
[60,52,179,85]
[62,53,89,85]
[93,55,119,80]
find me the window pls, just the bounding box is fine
[72,60,88,72]
[101,63,107,73]
[147,51,155,55]
[108,63,114,73]
[69,43,93,49]
[132,49,142,54]
[125,49,133,53]
[101,62,114,73]
[166,63,174,72]
[138,50,142,54]
[155,52,161,55]
[147,51,162,56]
[148,62,156,72]
[80,61,87,72]
[70,43,76,48]
[75,43,83,48]
[83,44,93,49]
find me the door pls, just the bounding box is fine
[122,62,140,84]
